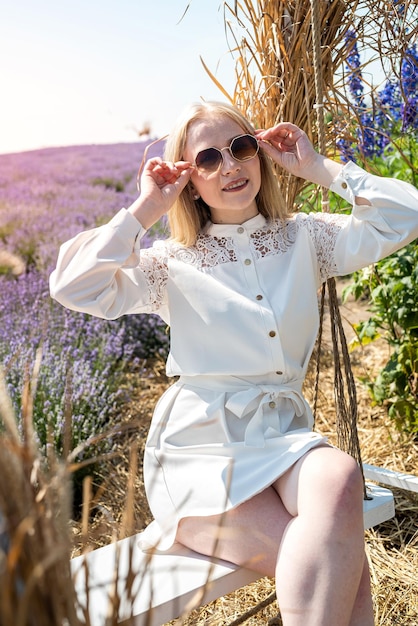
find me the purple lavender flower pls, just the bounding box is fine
[0,139,169,462]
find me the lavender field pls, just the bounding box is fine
[0,140,168,468]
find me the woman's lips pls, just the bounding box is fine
[222,178,248,192]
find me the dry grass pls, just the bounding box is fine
[0,363,81,625]
[0,292,417,624]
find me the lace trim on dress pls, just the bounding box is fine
[249,214,346,282]
[139,213,347,310]
[249,221,297,257]
[173,235,238,268]
[137,250,169,310]
[300,213,347,283]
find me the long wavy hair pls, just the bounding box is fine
[164,101,289,246]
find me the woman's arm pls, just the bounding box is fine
[50,157,193,318]
[256,122,418,276]
[49,209,167,320]
[127,158,193,229]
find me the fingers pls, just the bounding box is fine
[256,122,301,140]
[144,158,194,186]
[255,123,303,152]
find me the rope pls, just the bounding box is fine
[308,0,366,490]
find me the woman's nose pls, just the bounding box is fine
[220,148,240,173]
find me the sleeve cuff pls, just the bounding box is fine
[329,161,368,204]
[107,208,148,254]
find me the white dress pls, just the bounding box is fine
[50,162,418,550]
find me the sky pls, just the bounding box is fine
[0,1,237,155]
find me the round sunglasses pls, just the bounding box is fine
[193,134,259,173]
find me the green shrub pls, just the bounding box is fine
[343,242,418,436]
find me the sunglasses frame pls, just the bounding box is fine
[193,134,260,173]
[136,133,259,193]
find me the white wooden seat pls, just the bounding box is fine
[71,481,396,626]
[363,463,418,493]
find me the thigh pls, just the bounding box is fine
[273,445,364,523]
[175,486,293,577]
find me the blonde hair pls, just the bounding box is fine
[164,101,289,246]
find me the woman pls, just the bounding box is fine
[50,101,418,625]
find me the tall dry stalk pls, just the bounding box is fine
[0,359,149,625]
[0,364,82,626]
[202,0,417,209]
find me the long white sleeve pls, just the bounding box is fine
[49,208,161,319]
[329,161,418,274]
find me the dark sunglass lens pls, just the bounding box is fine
[195,147,222,171]
[231,135,258,160]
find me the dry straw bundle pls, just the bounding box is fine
[0,363,81,626]
[203,0,347,208]
[202,0,416,207]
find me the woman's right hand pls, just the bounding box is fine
[128,157,194,229]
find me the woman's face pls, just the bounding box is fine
[183,114,261,225]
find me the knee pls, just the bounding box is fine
[319,451,364,525]
[276,447,364,528]
[300,448,363,520]
[330,451,363,493]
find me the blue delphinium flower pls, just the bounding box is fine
[336,134,357,163]
[378,80,402,123]
[400,44,418,131]
[339,25,418,161]
[340,29,384,159]
[402,99,418,130]
[392,0,406,17]
[345,29,365,107]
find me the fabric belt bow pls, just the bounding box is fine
[225,384,307,447]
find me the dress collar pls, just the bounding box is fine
[203,213,267,237]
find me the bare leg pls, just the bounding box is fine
[175,446,374,625]
[273,446,373,626]
[350,558,374,626]
[176,485,290,575]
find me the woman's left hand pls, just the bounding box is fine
[255,124,320,177]
[255,123,343,187]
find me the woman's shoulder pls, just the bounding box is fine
[289,211,348,225]
[263,211,348,234]
[284,211,349,236]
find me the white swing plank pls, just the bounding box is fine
[363,463,418,493]
[363,483,395,529]
[71,539,259,626]
[71,483,394,626]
